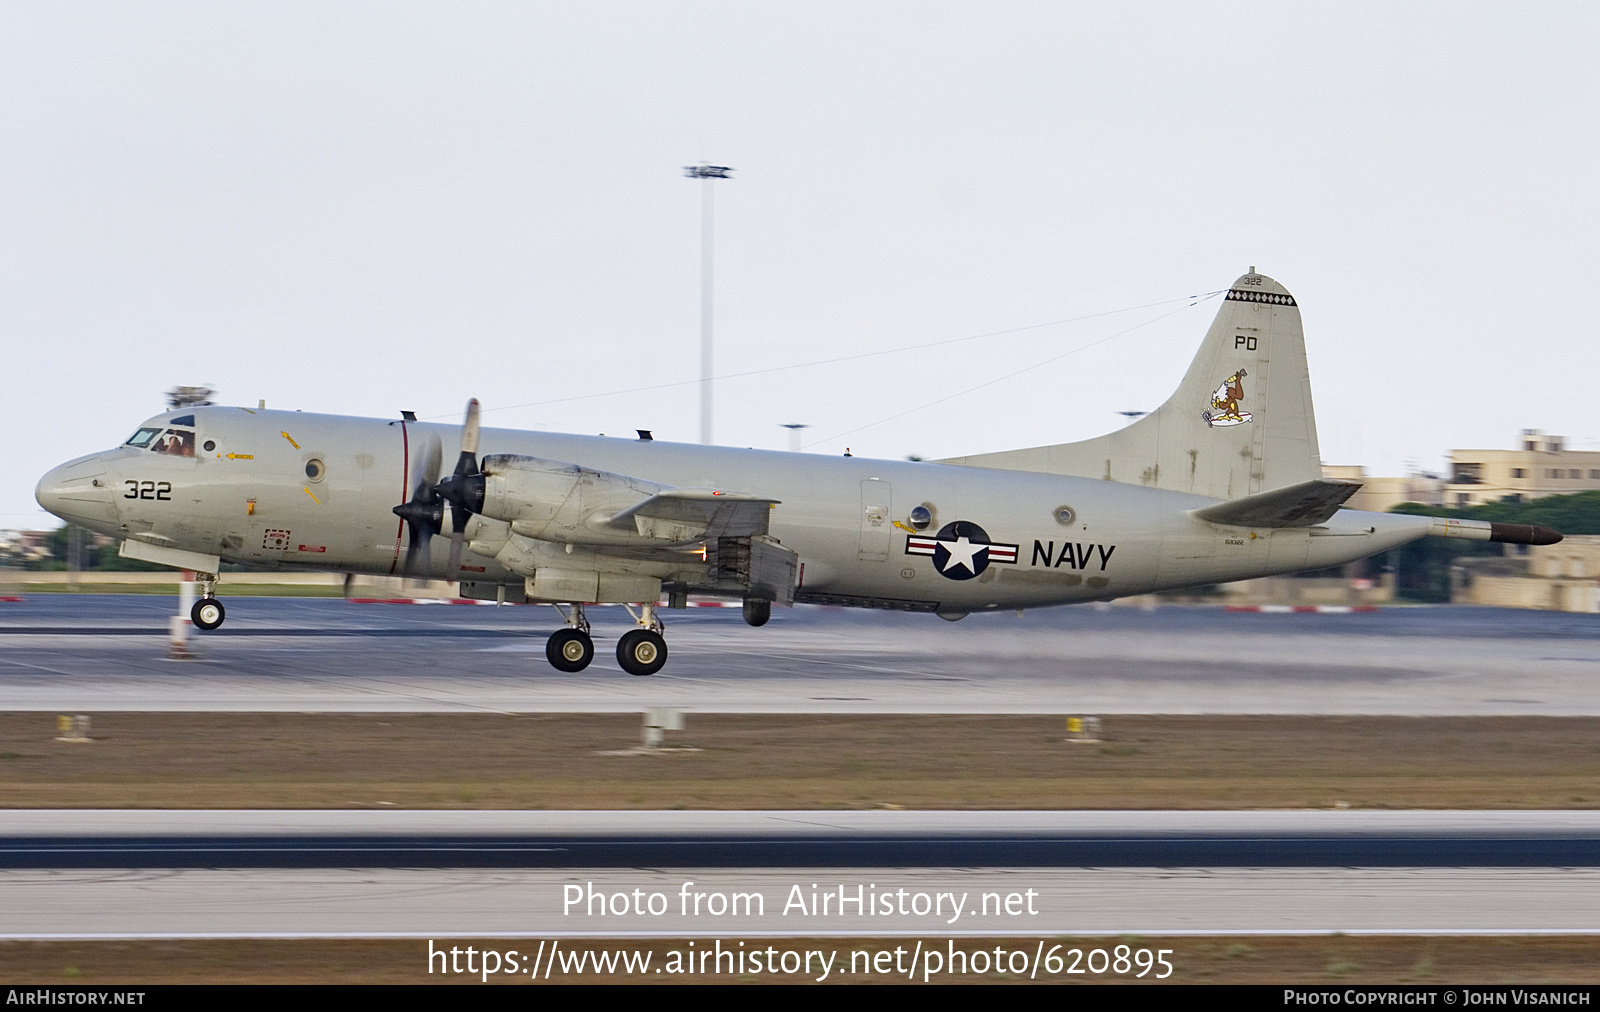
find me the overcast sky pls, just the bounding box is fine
[4,2,1597,527]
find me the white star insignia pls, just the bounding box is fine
[939,535,986,574]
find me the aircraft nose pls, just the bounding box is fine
[36,454,116,526]
[35,463,72,519]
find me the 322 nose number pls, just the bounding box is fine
[124,480,172,501]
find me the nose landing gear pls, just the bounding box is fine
[190,573,225,631]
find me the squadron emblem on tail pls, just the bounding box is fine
[1202,369,1252,428]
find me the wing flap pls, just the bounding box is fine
[606,488,780,542]
[1191,478,1362,528]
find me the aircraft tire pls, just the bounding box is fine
[616,629,668,676]
[546,628,595,672]
[742,598,771,627]
[191,597,225,631]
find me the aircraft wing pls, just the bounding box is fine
[602,489,780,542]
[1191,478,1363,528]
[477,453,782,546]
[471,453,796,602]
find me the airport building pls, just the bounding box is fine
[1323,431,1600,513]
[1454,534,1600,614]
[1320,465,1443,513]
[1441,430,1600,508]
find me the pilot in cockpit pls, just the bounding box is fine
[125,424,195,457]
[154,429,195,457]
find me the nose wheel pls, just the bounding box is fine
[191,597,225,631]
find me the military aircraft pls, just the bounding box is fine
[35,269,1560,675]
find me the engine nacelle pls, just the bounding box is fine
[478,454,675,546]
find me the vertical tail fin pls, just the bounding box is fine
[939,270,1322,500]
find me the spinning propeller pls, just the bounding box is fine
[392,399,486,580]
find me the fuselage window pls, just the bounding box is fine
[124,427,163,448]
[150,428,196,457]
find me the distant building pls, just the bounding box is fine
[1454,535,1600,614]
[1443,430,1600,508]
[0,530,55,565]
[1320,465,1443,513]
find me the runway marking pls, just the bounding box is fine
[0,656,96,677]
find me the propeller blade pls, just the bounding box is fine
[436,399,486,540]
[461,398,480,459]
[392,433,446,581]
[449,398,481,479]
[403,516,432,580]
[446,530,464,576]
[420,433,443,489]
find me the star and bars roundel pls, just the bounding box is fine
[904,520,1019,581]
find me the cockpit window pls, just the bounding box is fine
[125,427,163,448]
[149,428,196,457]
[168,414,195,427]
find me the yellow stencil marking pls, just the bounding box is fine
[226,453,253,460]
[303,487,321,504]
[246,500,256,516]
[281,432,300,449]
[892,520,919,532]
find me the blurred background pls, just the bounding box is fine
[2,1,1597,532]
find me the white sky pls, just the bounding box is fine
[4,2,1597,527]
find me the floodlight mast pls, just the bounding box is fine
[780,423,810,452]
[684,164,733,444]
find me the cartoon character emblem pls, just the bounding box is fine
[904,520,1019,581]
[1201,368,1253,428]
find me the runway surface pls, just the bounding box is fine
[4,811,1600,937]
[7,868,1599,938]
[3,596,1600,714]
[3,810,1600,869]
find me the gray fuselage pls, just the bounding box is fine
[38,405,1430,615]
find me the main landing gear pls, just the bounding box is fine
[190,573,226,631]
[617,601,667,676]
[546,603,595,672]
[742,598,771,627]
[543,601,668,676]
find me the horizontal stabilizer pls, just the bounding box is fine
[1192,478,1362,529]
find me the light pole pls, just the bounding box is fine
[684,164,733,444]
[780,423,810,452]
